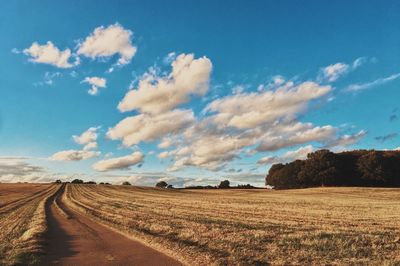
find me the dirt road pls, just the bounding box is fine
[43,185,180,265]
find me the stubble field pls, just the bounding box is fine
[0,183,59,265]
[64,185,400,265]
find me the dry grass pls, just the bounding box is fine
[0,183,59,265]
[64,185,400,265]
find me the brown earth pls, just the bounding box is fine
[43,185,180,265]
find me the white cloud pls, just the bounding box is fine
[345,73,400,92]
[158,151,173,159]
[107,109,194,147]
[325,130,367,148]
[163,77,345,172]
[256,125,336,151]
[49,127,100,161]
[319,58,368,83]
[118,53,212,114]
[320,62,349,82]
[73,127,99,145]
[92,152,144,172]
[83,142,98,151]
[158,137,173,149]
[82,77,107,95]
[24,41,78,68]
[257,145,314,165]
[49,150,100,161]
[77,23,137,66]
[205,81,331,129]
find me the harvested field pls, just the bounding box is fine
[64,185,400,265]
[0,183,59,265]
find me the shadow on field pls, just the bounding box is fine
[43,185,77,263]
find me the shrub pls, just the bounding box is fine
[156,181,168,188]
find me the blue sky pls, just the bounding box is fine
[0,1,399,186]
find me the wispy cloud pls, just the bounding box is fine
[318,57,368,83]
[375,133,398,143]
[345,73,400,92]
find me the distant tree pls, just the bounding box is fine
[156,181,168,188]
[85,181,96,184]
[218,180,230,189]
[166,184,174,189]
[357,151,389,186]
[298,150,338,186]
[267,160,304,189]
[71,179,84,184]
[265,149,400,189]
[122,181,131,186]
[105,182,111,185]
[55,179,62,184]
[237,184,255,189]
[99,182,105,185]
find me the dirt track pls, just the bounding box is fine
[43,185,180,265]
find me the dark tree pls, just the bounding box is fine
[55,179,62,184]
[265,149,400,189]
[166,184,174,189]
[122,181,131,186]
[218,180,230,189]
[298,150,338,186]
[156,181,168,188]
[71,179,84,184]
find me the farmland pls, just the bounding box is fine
[64,185,400,265]
[1,184,400,265]
[0,183,59,265]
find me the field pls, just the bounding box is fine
[64,185,400,265]
[0,183,59,265]
[1,184,400,265]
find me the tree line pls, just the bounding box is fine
[266,149,400,189]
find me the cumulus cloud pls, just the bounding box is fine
[158,137,174,149]
[256,125,336,151]
[320,62,349,82]
[319,58,367,83]
[165,80,337,171]
[118,53,212,114]
[107,109,194,147]
[73,127,99,145]
[49,127,101,161]
[49,150,100,161]
[72,126,99,151]
[107,53,365,173]
[257,145,314,165]
[24,41,78,68]
[92,152,144,171]
[82,77,106,95]
[77,23,136,66]
[205,81,331,129]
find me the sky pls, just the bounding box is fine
[0,0,399,187]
